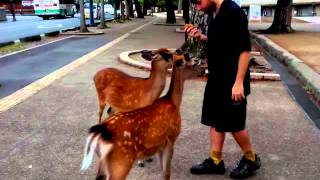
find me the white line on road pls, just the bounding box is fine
[0,18,158,113]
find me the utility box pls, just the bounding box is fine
[0,7,7,21]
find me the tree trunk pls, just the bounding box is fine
[8,2,16,21]
[128,0,134,18]
[182,0,189,23]
[121,1,125,20]
[177,0,182,14]
[265,0,293,33]
[143,0,148,16]
[114,0,118,19]
[134,0,144,18]
[79,0,89,32]
[98,0,106,29]
[125,0,130,19]
[165,0,176,23]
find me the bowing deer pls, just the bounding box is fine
[81,54,202,180]
[94,48,175,123]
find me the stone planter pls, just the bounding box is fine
[118,49,281,81]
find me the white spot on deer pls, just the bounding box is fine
[124,131,131,138]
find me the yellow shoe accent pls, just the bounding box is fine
[211,151,222,165]
[244,150,256,162]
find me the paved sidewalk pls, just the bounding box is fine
[266,32,320,74]
[249,22,320,32]
[0,16,320,180]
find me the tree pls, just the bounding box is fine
[143,0,148,15]
[165,0,176,23]
[4,0,17,21]
[265,0,293,33]
[120,0,125,20]
[182,0,189,23]
[134,0,144,18]
[177,0,182,14]
[98,0,107,29]
[125,0,134,18]
[79,0,89,32]
[114,0,118,19]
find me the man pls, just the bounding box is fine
[185,0,261,179]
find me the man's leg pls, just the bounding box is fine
[210,127,225,164]
[230,129,261,179]
[190,127,226,175]
[210,127,225,152]
[231,129,255,160]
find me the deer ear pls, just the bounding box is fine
[175,48,183,55]
[141,50,153,61]
[174,60,184,67]
[159,51,173,62]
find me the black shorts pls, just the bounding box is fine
[201,81,247,132]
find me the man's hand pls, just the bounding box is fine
[184,26,207,42]
[232,82,245,102]
[232,51,251,102]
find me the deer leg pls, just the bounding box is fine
[96,162,104,180]
[98,103,106,124]
[161,144,174,180]
[146,157,153,162]
[138,156,153,167]
[158,151,163,171]
[108,156,134,180]
[137,160,145,167]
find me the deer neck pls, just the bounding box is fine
[147,61,167,100]
[165,66,184,108]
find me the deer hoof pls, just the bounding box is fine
[146,158,153,163]
[138,161,145,168]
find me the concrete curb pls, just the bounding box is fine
[252,33,320,101]
[152,22,185,26]
[60,31,104,35]
[118,49,173,73]
[175,27,185,33]
[118,49,281,81]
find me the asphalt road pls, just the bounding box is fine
[0,35,112,99]
[0,15,113,44]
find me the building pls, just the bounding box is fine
[241,0,320,17]
[0,0,34,14]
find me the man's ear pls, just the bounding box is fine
[159,51,173,62]
[174,60,184,67]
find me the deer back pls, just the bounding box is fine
[103,99,181,158]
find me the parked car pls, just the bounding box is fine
[103,4,120,17]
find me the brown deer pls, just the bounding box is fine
[94,48,175,123]
[81,55,202,180]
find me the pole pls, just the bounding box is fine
[89,0,94,26]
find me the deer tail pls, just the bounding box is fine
[80,124,113,171]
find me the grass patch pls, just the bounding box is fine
[0,42,26,55]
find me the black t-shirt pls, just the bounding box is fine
[207,0,251,96]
